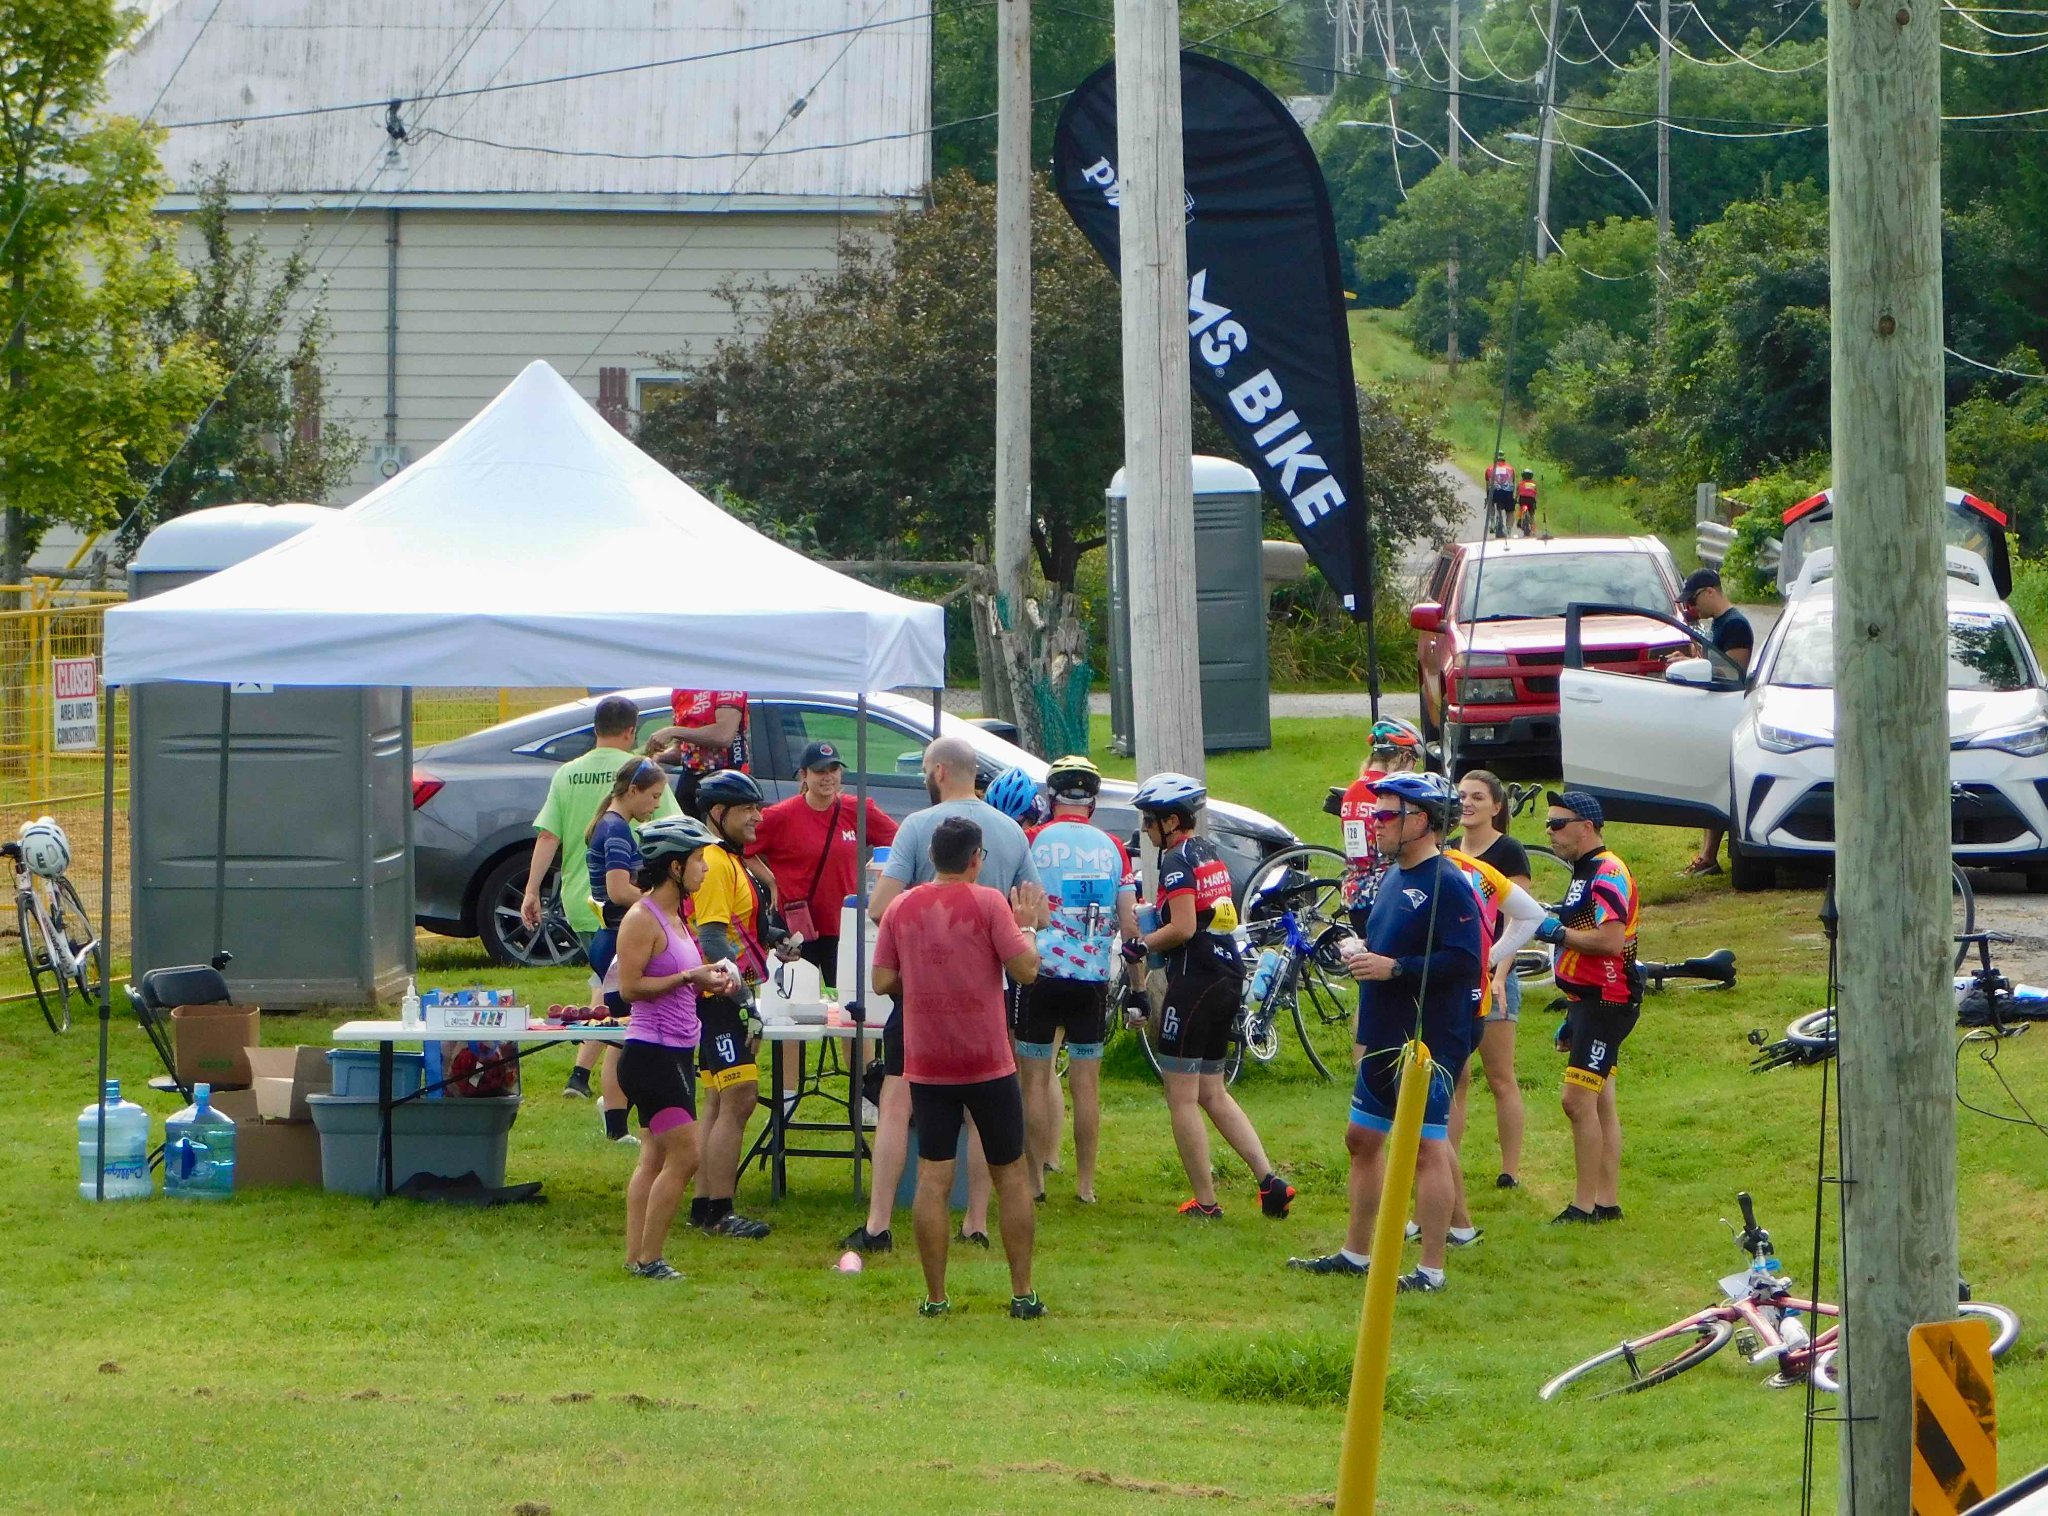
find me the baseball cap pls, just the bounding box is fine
[1546,789,1603,826]
[1679,568,1721,603]
[798,740,846,772]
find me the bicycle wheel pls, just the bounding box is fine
[1810,1301,2018,1394]
[53,876,101,1015]
[1786,1007,1836,1050]
[1242,986,1281,1064]
[1290,962,1341,1081]
[1238,845,1353,939]
[16,894,67,1034]
[1538,1316,1734,1402]
[1952,863,1976,972]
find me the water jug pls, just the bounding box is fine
[164,1083,236,1200]
[77,1080,151,1201]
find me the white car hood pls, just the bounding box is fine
[1757,683,2047,743]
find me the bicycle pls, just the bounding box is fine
[7,821,101,1035]
[1539,1190,2018,1401]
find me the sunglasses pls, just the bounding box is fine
[1545,816,1580,831]
[1371,808,1410,823]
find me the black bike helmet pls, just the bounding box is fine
[694,769,764,814]
[1046,754,1103,804]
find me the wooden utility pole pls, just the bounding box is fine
[1532,0,1564,260]
[1445,0,1461,370]
[1112,0,1205,782]
[1829,0,1953,1504]
[1655,0,1671,329]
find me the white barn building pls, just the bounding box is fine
[102,1,932,504]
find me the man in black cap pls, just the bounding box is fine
[1677,568,1754,877]
[1532,790,1641,1224]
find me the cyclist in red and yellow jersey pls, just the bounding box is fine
[1532,790,1641,1225]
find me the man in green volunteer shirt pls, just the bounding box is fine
[520,695,680,1109]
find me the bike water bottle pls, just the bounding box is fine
[164,1084,236,1200]
[1780,1310,1811,1354]
[1249,948,1283,1002]
[77,1080,152,1201]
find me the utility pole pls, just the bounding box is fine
[1829,0,1952,1504]
[993,0,1033,653]
[1655,0,1671,328]
[1113,0,1205,783]
[1532,0,1564,260]
[1445,0,1461,370]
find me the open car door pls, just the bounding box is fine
[1560,604,1749,827]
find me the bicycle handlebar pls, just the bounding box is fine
[1737,1191,1759,1232]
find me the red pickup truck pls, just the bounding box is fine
[1410,535,1689,768]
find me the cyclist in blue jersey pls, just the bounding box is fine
[1125,773,1295,1222]
[1015,756,1137,1204]
[1290,772,1484,1290]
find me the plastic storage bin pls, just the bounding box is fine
[893,1122,971,1212]
[326,1048,426,1099]
[306,1093,520,1196]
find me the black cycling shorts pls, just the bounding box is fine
[1013,977,1109,1056]
[798,934,838,991]
[697,996,758,1092]
[617,1040,697,1130]
[1154,953,1244,1075]
[1563,992,1640,1090]
[882,1007,905,1078]
[910,1074,1027,1167]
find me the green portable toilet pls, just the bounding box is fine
[1105,456,1273,754]
[128,504,413,1009]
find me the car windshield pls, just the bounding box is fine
[1456,553,1672,620]
[1770,607,2035,691]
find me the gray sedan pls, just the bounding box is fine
[412,688,1299,966]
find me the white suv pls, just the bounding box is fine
[1559,547,2048,891]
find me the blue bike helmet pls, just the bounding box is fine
[1132,772,1207,820]
[984,765,1042,822]
[1374,771,1457,831]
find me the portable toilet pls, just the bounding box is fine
[128,504,413,1008]
[1105,456,1273,754]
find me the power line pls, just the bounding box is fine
[1946,345,2048,380]
[154,7,970,132]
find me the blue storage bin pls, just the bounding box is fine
[893,1122,971,1212]
[326,1048,426,1100]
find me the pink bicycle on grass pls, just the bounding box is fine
[1539,1191,2019,1401]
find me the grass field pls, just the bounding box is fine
[1350,309,1654,543]
[6,718,2046,1513]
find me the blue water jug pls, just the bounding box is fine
[77,1080,152,1201]
[164,1084,236,1200]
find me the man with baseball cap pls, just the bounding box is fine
[1676,569,1754,877]
[1532,790,1641,1224]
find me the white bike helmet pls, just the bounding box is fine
[1132,772,1207,820]
[19,817,70,879]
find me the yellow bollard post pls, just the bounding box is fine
[1334,1038,1435,1516]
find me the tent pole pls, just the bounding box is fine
[95,682,116,1198]
[213,684,231,960]
[852,694,869,1197]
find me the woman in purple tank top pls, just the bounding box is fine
[614,817,736,1281]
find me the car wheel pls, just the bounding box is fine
[1727,835,1774,893]
[2026,869,2048,896]
[1418,687,1442,746]
[475,852,586,969]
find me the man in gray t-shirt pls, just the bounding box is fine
[840,736,1046,1259]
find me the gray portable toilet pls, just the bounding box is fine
[128,504,413,1009]
[1106,456,1273,754]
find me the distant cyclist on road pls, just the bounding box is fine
[1125,773,1295,1223]
[1486,453,1516,537]
[1514,470,1538,537]
[1536,790,1642,1225]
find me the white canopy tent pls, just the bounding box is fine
[91,360,944,1196]
[104,360,945,690]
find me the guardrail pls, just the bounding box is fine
[1697,520,1736,568]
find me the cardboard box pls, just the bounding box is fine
[172,1003,261,1088]
[209,1045,331,1190]
[245,1045,330,1123]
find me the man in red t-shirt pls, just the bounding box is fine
[748,740,898,990]
[650,690,748,812]
[873,816,1048,1319]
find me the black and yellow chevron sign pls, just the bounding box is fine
[1910,1318,1998,1515]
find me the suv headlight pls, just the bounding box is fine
[1459,651,1512,669]
[1757,721,1831,754]
[1968,720,2048,757]
[1460,679,1517,703]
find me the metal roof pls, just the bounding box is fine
[108,0,931,207]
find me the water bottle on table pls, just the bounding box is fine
[77,1080,152,1201]
[164,1084,236,1200]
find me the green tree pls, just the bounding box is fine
[0,0,217,580]
[1528,324,1652,480]
[1948,389,2048,557]
[932,1,1305,182]
[1488,215,1657,399]
[1352,160,1527,350]
[125,171,363,547]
